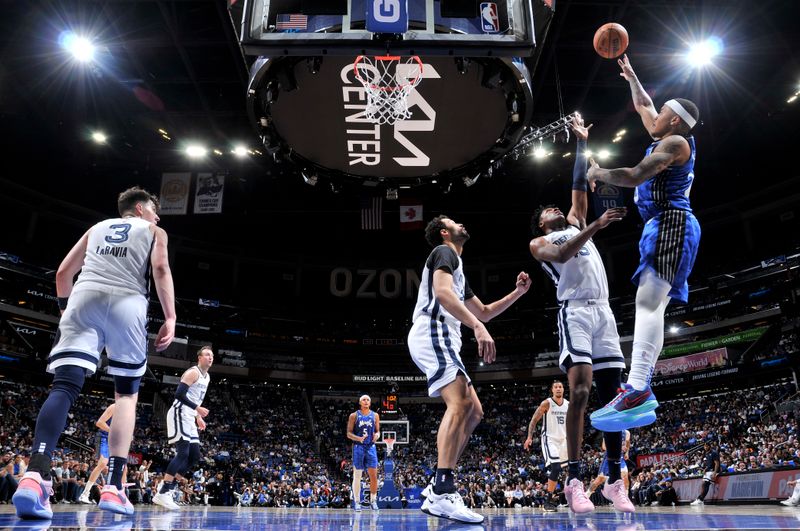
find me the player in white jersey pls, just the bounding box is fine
[524,381,569,512]
[153,346,213,510]
[13,187,175,520]
[528,115,635,513]
[410,215,530,524]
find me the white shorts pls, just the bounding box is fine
[166,401,200,444]
[557,300,626,373]
[542,435,567,467]
[408,316,471,398]
[48,288,148,377]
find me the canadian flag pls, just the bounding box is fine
[400,200,423,230]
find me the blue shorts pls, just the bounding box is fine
[353,444,378,470]
[97,434,109,459]
[599,457,628,477]
[633,209,700,304]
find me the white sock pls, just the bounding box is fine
[627,341,658,390]
[82,480,95,496]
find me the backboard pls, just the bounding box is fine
[238,0,538,57]
[379,419,410,445]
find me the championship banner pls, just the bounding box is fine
[159,172,191,215]
[194,173,225,214]
[654,348,728,378]
[636,452,685,468]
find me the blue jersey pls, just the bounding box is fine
[352,410,376,447]
[634,136,696,222]
[99,416,112,440]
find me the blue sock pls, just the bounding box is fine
[108,456,127,489]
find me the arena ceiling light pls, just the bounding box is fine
[532,146,549,160]
[91,131,107,144]
[185,145,207,158]
[669,325,680,334]
[59,32,96,63]
[686,37,723,68]
[231,145,249,157]
[597,149,611,160]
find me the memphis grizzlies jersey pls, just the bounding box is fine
[540,226,609,301]
[73,217,155,296]
[412,245,474,332]
[634,136,696,222]
[185,366,210,407]
[353,410,376,447]
[543,398,568,440]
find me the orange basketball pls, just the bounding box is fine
[593,23,629,59]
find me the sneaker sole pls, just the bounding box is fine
[421,507,484,524]
[153,498,181,511]
[99,499,134,516]
[12,489,53,520]
[591,410,658,431]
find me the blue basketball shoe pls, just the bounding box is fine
[590,384,659,431]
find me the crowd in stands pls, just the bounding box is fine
[0,369,798,509]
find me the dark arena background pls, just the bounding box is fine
[1,1,800,530]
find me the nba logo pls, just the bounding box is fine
[480,2,499,33]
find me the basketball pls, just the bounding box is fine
[593,23,629,59]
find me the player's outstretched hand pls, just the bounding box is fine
[475,323,496,364]
[570,113,593,141]
[515,271,531,294]
[196,406,209,418]
[523,437,533,451]
[596,207,627,228]
[154,319,175,352]
[618,54,636,82]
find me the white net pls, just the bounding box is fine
[354,55,423,125]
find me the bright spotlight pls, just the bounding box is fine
[533,146,548,159]
[584,149,593,158]
[185,145,207,158]
[91,131,107,144]
[61,33,96,63]
[597,149,611,160]
[686,37,723,68]
[231,146,249,157]
[788,95,798,104]
[669,326,680,334]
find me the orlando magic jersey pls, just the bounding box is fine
[634,136,696,222]
[99,416,112,440]
[73,217,155,296]
[412,245,474,333]
[353,410,376,447]
[185,366,210,407]
[540,226,609,301]
[543,398,568,440]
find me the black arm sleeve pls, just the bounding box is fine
[175,382,198,410]
[426,245,460,275]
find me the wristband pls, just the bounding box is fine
[58,297,69,311]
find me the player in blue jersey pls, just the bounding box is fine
[78,403,116,504]
[346,395,381,511]
[587,54,701,432]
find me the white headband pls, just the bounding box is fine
[359,395,370,402]
[664,99,697,128]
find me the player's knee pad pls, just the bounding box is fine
[549,463,561,482]
[187,443,201,470]
[594,368,623,404]
[167,441,190,475]
[52,365,87,405]
[113,375,141,395]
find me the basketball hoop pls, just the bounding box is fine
[354,55,423,125]
[384,438,396,457]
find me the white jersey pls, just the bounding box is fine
[73,217,155,296]
[411,245,474,333]
[540,225,609,301]
[542,397,568,441]
[184,366,210,408]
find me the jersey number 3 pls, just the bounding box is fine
[105,223,132,244]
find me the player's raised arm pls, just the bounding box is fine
[463,272,530,324]
[587,135,690,190]
[523,399,550,450]
[530,207,627,265]
[566,113,593,229]
[618,55,658,138]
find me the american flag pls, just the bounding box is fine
[361,197,383,230]
[276,14,308,30]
